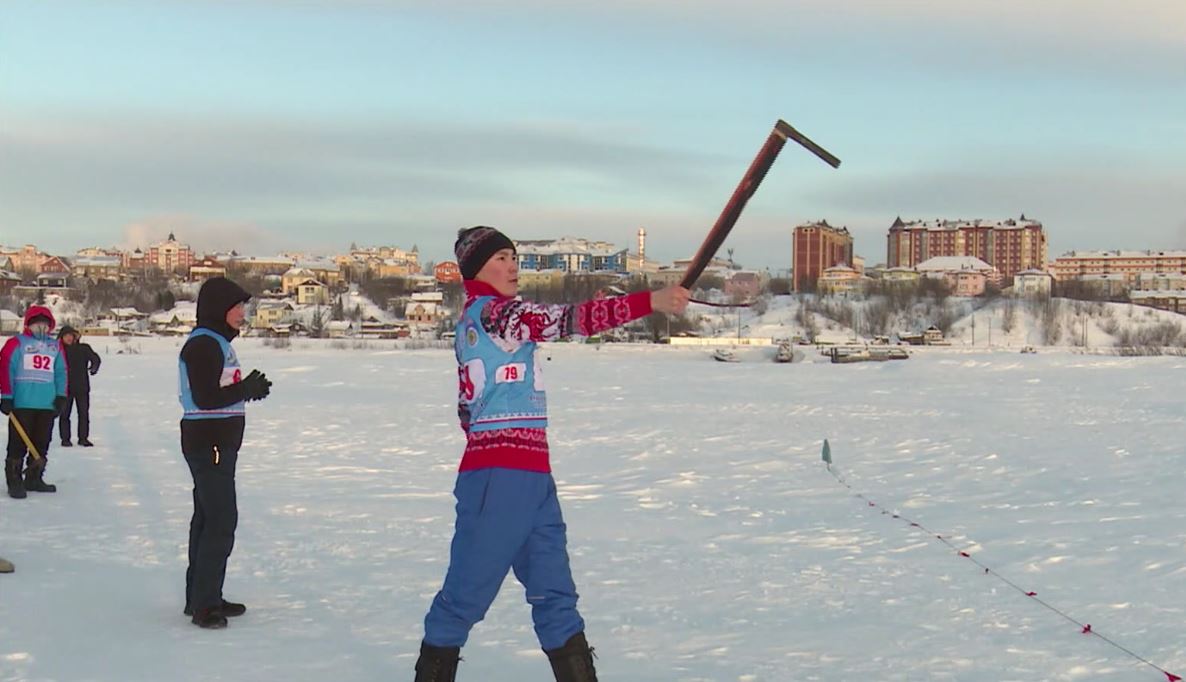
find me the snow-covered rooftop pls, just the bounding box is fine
[916,256,995,272]
[515,237,622,257]
[894,217,1041,231]
[1057,250,1186,259]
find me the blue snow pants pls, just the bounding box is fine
[423,468,585,651]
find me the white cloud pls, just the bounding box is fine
[119,215,284,255]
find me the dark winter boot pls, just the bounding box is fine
[24,463,57,493]
[78,438,93,447]
[5,459,25,499]
[191,606,228,629]
[184,599,246,617]
[545,632,598,682]
[61,439,72,447]
[413,641,461,682]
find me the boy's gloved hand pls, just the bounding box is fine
[0,398,12,415]
[240,369,272,401]
[53,396,68,416]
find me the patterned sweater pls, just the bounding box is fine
[457,280,654,472]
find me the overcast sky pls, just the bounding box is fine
[3,0,1185,269]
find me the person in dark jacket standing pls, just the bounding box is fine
[179,277,272,629]
[56,325,101,447]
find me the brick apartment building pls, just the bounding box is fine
[793,221,853,292]
[886,215,1046,280]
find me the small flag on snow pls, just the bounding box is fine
[821,439,832,465]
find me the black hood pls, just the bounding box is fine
[196,277,251,340]
[58,324,80,340]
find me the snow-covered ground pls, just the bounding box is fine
[1,339,1184,682]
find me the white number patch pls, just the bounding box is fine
[220,367,242,388]
[495,363,527,384]
[23,354,53,373]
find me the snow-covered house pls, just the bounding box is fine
[324,320,354,338]
[405,301,443,324]
[281,268,317,295]
[1012,269,1054,297]
[253,301,295,329]
[0,270,21,294]
[0,310,21,334]
[817,265,861,294]
[149,304,197,335]
[295,279,330,306]
[358,317,408,339]
[916,256,1000,294]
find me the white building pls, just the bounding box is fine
[1012,269,1054,297]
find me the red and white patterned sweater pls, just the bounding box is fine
[457,280,653,472]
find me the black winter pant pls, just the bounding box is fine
[58,392,91,441]
[7,408,54,470]
[181,418,243,612]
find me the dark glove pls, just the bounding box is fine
[0,398,12,415]
[89,367,99,376]
[53,396,68,416]
[240,369,272,402]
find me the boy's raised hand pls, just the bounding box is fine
[650,286,691,315]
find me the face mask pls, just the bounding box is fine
[28,322,50,337]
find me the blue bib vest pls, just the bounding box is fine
[456,296,547,432]
[5,334,65,409]
[179,328,246,420]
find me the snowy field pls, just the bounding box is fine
[1,338,1184,682]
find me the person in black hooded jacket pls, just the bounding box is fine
[178,277,272,629]
[56,325,101,447]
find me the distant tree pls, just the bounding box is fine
[308,304,327,338]
[440,281,464,313]
[750,295,769,316]
[766,277,791,296]
[795,298,818,340]
[918,276,951,303]
[360,277,414,308]
[155,290,176,311]
[694,274,725,295]
[1055,279,1115,302]
[1000,297,1017,334]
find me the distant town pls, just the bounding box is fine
[2,216,1184,341]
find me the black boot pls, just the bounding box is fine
[185,599,245,617]
[546,632,598,682]
[24,462,56,493]
[5,459,25,499]
[78,438,93,447]
[413,641,460,682]
[191,606,228,629]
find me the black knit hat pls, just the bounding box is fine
[454,226,515,280]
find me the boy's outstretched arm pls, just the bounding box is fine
[482,286,690,343]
